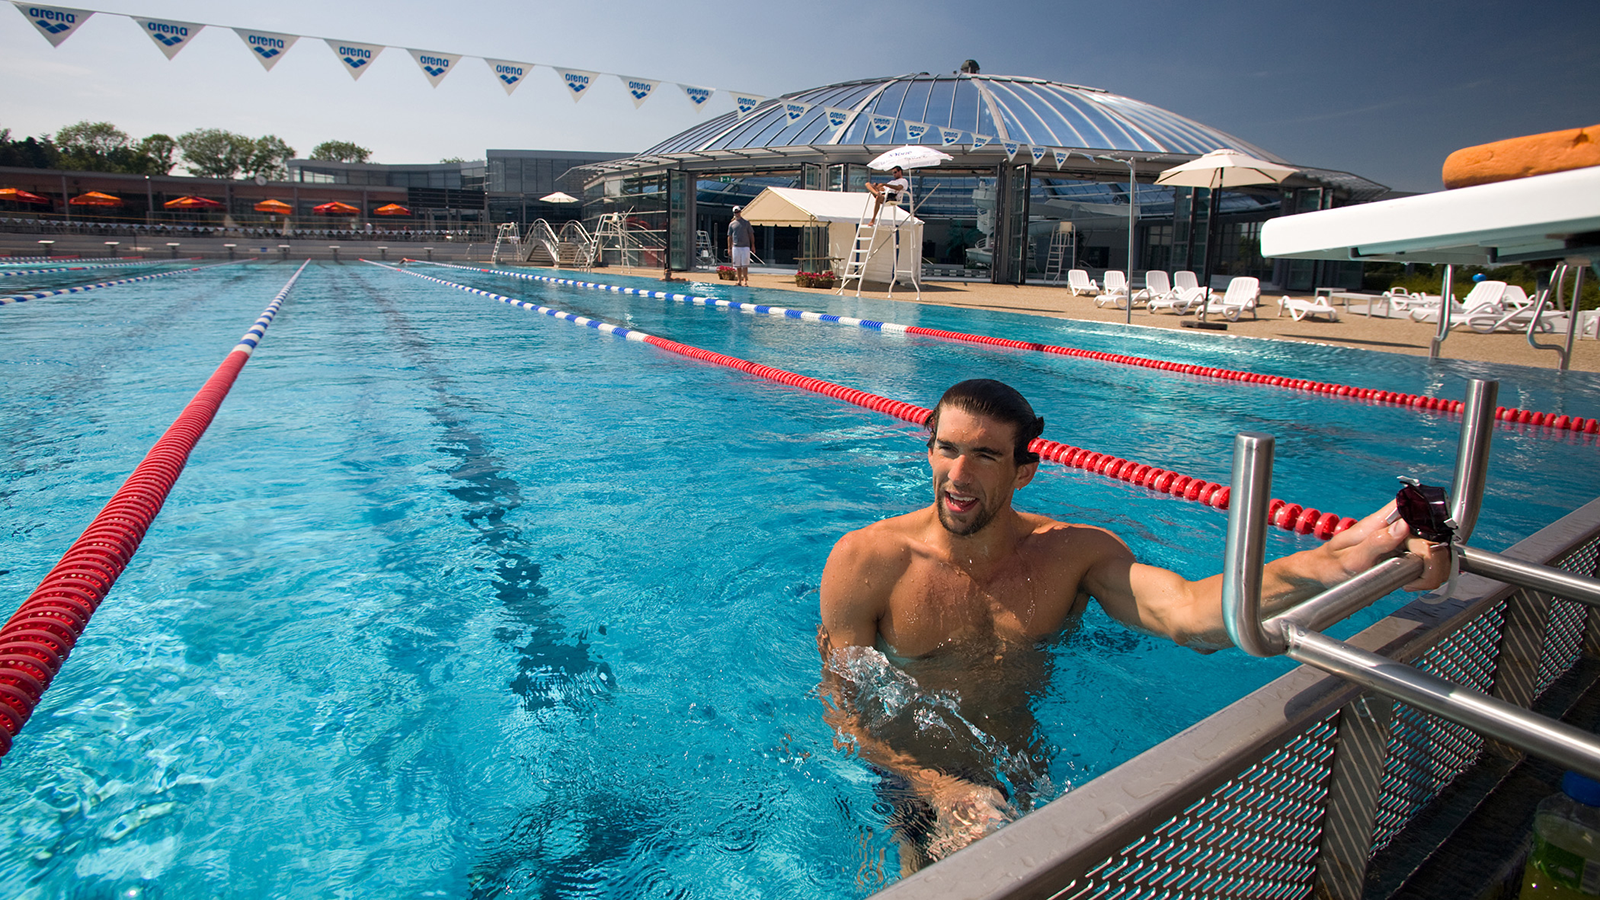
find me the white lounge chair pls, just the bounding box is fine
[1465,283,1566,333]
[1067,269,1099,296]
[1096,270,1146,308]
[1409,280,1504,325]
[1202,276,1261,321]
[1173,270,1200,293]
[1141,271,1176,304]
[1149,286,1208,314]
[1278,294,1339,322]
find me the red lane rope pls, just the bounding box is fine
[0,261,308,760]
[429,262,1598,439]
[373,261,1358,548]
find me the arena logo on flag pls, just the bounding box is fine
[556,68,598,101]
[784,101,809,122]
[733,94,763,117]
[680,84,713,108]
[16,4,92,47]
[870,115,894,138]
[971,134,993,150]
[1053,149,1070,169]
[905,122,929,141]
[235,28,298,71]
[132,17,202,60]
[1029,145,1048,163]
[825,108,849,129]
[624,77,658,108]
[407,49,461,87]
[326,39,384,80]
[484,58,529,94]
[940,127,962,147]
[1002,141,1020,160]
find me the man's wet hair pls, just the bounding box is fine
[924,379,1044,465]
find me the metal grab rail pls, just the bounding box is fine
[1526,258,1589,371]
[1223,377,1600,781]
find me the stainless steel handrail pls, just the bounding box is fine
[1222,376,1600,781]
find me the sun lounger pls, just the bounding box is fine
[1278,294,1340,321]
[1095,270,1148,308]
[1149,286,1208,314]
[1067,269,1099,296]
[1173,270,1200,292]
[1409,280,1505,325]
[1202,276,1260,321]
[1464,283,1567,333]
[1141,271,1176,304]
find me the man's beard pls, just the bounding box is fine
[937,494,998,536]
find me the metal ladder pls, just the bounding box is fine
[837,186,920,299]
[1222,378,1600,781]
[1043,224,1072,283]
[489,223,520,265]
[694,230,716,268]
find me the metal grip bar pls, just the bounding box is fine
[1267,555,1425,637]
[1285,624,1600,783]
[1459,546,1600,607]
[1221,432,1278,657]
[1450,379,1497,544]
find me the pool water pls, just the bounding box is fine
[1,262,1595,898]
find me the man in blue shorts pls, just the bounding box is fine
[819,378,1446,871]
[727,205,753,286]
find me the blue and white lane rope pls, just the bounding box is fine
[0,264,215,307]
[234,260,306,356]
[0,260,180,278]
[411,260,1600,441]
[368,260,1360,536]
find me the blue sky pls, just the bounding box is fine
[2,0,1596,194]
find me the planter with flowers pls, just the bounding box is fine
[717,265,738,281]
[794,271,837,289]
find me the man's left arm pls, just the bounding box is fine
[1084,503,1448,649]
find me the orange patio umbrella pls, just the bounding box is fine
[372,203,411,216]
[163,195,223,209]
[0,188,51,204]
[254,199,294,214]
[313,201,360,215]
[69,191,122,207]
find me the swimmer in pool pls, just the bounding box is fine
[818,378,1447,873]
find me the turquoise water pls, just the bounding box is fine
[1,262,1595,898]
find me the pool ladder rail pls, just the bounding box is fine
[1222,378,1600,781]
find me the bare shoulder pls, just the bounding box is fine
[825,512,921,577]
[1018,514,1131,559]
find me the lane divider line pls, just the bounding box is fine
[0,260,308,760]
[0,262,240,307]
[417,261,1600,439]
[0,260,189,278]
[370,260,1357,540]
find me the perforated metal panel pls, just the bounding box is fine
[1367,605,1504,852]
[1057,716,1339,900]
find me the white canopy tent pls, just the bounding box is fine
[739,187,922,283]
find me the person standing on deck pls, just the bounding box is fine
[818,378,1447,872]
[727,206,753,287]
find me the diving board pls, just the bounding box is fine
[1260,165,1600,265]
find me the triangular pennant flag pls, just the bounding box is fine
[825,108,850,130]
[326,39,384,80]
[485,58,530,94]
[940,127,963,147]
[132,18,202,60]
[870,115,895,138]
[733,93,764,117]
[784,101,810,122]
[1002,141,1020,161]
[905,122,929,142]
[14,3,91,47]
[1029,145,1048,163]
[679,84,714,109]
[407,49,462,87]
[235,28,298,71]
[1054,149,1070,169]
[971,134,994,150]
[555,68,598,102]
[622,76,659,108]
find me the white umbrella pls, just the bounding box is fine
[539,191,580,203]
[1154,148,1297,189]
[868,146,954,171]
[1156,149,1297,326]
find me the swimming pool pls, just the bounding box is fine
[1,262,1595,898]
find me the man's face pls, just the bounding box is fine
[928,406,1036,536]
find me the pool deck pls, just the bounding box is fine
[679,270,1600,374]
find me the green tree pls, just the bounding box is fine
[54,121,133,172]
[245,135,295,180]
[176,129,255,178]
[132,133,177,175]
[309,140,371,163]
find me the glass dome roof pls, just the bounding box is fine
[644,71,1286,163]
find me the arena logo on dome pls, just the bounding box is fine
[134,17,202,59]
[234,28,298,70]
[784,102,809,122]
[625,77,658,108]
[680,85,713,108]
[326,40,384,80]
[485,58,528,94]
[408,49,462,87]
[557,68,599,102]
[20,4,91,47]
